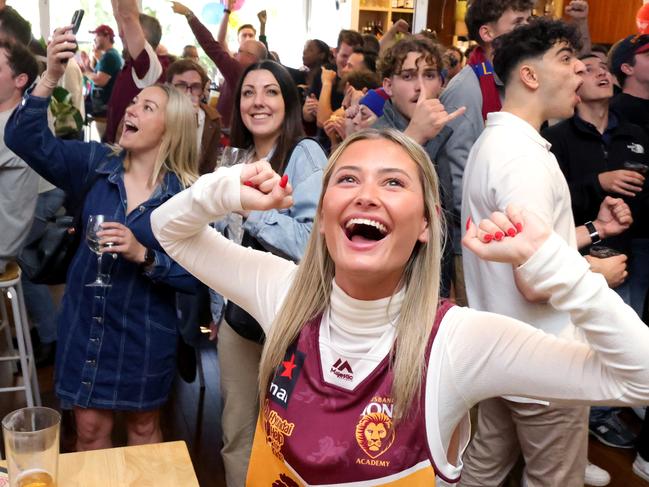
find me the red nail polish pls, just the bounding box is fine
[279,174,289,189]
[515,222,523,232]
[507,228,516,237]
[494,231,504,241]
[243,181,254,187]
[466,217,472,230]
[484,234,493,243]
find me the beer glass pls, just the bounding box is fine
[2,407,60,487]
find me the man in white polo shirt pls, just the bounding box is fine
[461,18,632,487]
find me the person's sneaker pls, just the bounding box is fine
[589,411,636,448]
[633,407,646,421]
[633,454,649,482]
[585,462,611,486]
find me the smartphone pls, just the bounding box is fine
[62,10,83,64]
[623,161,649,175]
[70,9,84,35]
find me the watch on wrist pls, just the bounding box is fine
[143,248,155,267]
[223,8,231,14]
[585,221,601,245]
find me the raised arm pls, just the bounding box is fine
[172,1,241,80]
[151,162,298,332]
[113,0,145,60]
[316,67,337,128]
[6,26,109,196]
[217,0,235,55]
[379,19,409,54]
[258,10,268,49]
[565,0,591,55]
[457,207,649,406]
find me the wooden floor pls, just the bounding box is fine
[1,334,648,487]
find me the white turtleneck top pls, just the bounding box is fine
[151,164,649,483]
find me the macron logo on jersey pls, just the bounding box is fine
[331,358,354,381]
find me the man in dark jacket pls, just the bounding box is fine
[609,34,649,131]
[543,52,649,457]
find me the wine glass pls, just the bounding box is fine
[218,147,249,244]
[85,214,115,287]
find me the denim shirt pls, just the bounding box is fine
[210,138,327,323]
[6,93,199,410]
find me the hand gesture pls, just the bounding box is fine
[391,19,410,34]
[239,160,294,212]
[321,67,337,85]
[227,0,235,11]
[585,254,628,288]
[565,0,589,21]
[462,205,552,267]
[598,169,645,197]
[405,90,465,144]
[97,222,147,264]
[170,1,191,16]
[594,196,633,239]
[257,10,267,24]
[302,93,318,121]
[45,26,77,82]
[323,116,346,146]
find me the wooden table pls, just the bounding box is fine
[4,441,200,487]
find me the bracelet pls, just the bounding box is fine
[38,74,58,91]
[223,8,231,14]
[584,220,601,245]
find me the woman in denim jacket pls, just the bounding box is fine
[5,26,198,450]
[213,60,327,486]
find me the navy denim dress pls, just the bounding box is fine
[6,93,198,410]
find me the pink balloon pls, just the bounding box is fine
[638,3,649,34]
[232,0,245,11]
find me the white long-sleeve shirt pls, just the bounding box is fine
[151,164,649,482]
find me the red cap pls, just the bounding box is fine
[89,24,115,40]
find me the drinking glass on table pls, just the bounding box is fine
[2,407,60,487]
[86,214,115,287]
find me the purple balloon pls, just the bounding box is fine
[201,3,225,25]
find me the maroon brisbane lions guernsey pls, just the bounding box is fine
[246,300,455,486]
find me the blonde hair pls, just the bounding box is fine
[121,83,198,188]
[259,128,444,423]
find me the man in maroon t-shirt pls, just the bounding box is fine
[105,0,167,143]
[171,0,267,129]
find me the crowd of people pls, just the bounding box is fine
[1,0,649,485]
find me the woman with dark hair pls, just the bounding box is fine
[288,39,333,101]
[215,59,328,486]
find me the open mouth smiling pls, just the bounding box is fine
[343,217,389,243]
[123,120,139,134]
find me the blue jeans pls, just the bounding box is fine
[628,238,649,317]
[20,188,66,344]
[590,242,649,424]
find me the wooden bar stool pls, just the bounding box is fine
[0,262,41,407]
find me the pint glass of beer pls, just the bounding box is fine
[2,407,60,487]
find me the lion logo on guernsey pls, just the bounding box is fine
[355,397,396,463]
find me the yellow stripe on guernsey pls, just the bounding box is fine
[246,418,437,487]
